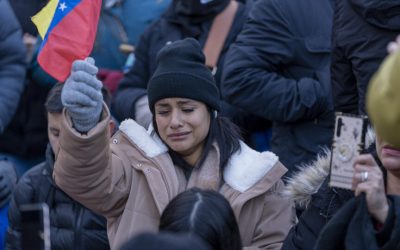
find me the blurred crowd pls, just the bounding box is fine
[0,0,400,249]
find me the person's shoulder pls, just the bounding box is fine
[18,162,47,186]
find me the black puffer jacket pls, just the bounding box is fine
[6,146,110,250]
[331,0,400,115]
[111,0,269,137]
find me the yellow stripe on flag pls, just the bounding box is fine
[31,0,59,39]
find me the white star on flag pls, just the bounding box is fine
[59,2,67,11]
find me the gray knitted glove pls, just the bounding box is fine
[62,58,103,133]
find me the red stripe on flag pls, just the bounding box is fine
[38,0,101,82]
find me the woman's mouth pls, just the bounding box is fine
[382,145,400,157]
[168,132,190,140]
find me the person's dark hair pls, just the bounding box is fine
[118,232,211,250]
[159,188,242,250]
[45,82,64,113]
[45,82,112,113]
[153,108,242,172]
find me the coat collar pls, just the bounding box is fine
[119,119,168,157]
[223,141,279,192]
[119,119,280,193]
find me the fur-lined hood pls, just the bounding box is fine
[283,128,375,209]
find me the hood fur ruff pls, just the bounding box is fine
[119,119,279,193]
[283,127,375,209]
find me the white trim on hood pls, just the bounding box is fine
[119,119,168,158]
[224,141,279,193]
[119,119,279,192]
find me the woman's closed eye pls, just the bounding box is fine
[182,108,195,113]
[157,110,170,115]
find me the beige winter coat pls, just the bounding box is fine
[53,107,296,250]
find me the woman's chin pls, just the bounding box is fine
[382,157,400,172]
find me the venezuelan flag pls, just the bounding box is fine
[32,0,102,82]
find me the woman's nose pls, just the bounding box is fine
[170,110,183,128]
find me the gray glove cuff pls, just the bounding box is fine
[70,104,103,133]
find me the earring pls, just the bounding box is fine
[213,110,218,118]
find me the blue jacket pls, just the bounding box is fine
[222,0,335,174]
[0,0,26,134]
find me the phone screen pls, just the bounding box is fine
[20,203,51,250]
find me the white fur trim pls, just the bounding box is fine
[282,148,330,209]
[119,119,168,157]
[223,141,279,193]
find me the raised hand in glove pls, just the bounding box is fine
[61,58,103,133]
[0,160,17,208]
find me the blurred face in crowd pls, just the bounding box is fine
[154,98,210,166]
[48,112,62,155]
[376,134,400,173]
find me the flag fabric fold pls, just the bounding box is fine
[32,0,102,82]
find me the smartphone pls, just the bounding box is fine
[329,113,368,190]
[20,203,51,250]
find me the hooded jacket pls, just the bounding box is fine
[53,106,296,250]
[221,0,335,174]
[6,145,110,250]
[331,0,400,115]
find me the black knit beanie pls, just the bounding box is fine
[147,38,220,113]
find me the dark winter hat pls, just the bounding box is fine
[147,38,220,113]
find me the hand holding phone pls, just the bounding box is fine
[329,113,368,190]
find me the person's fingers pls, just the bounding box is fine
[62,90,98,108]
[70,71,102,91]
[72,59,98,75]
[352,166,382,190]
[85,57,95,65]
[354,154,377,167]
[66,79,102,102]
[354,181,371,196]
